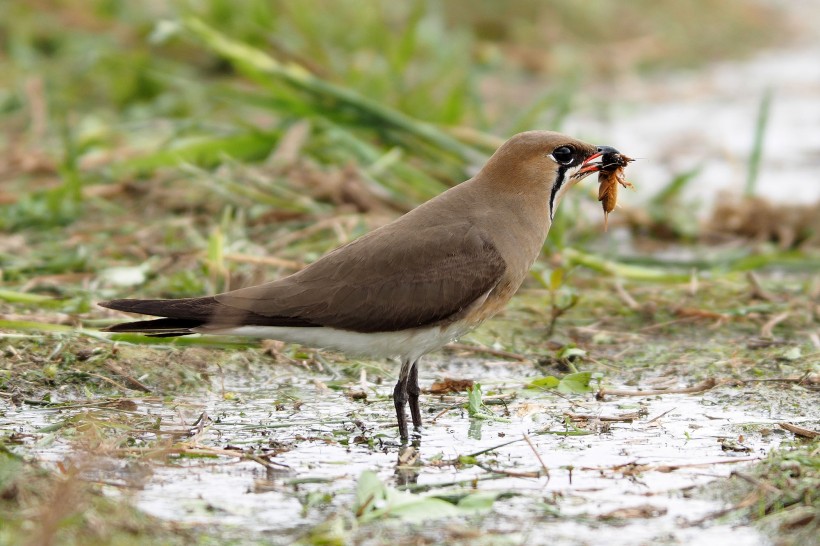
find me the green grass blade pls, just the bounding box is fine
[564,247,691,282]
[745,87,773,196]
[117,131,280,175]
[182,18,480,163]
[0,289,58,305]
[650,166,702,207]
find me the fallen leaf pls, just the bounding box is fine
[428,378,474,394]
[599,504,667,520]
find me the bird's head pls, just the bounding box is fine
[479,131,617,220]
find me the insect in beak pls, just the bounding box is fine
[574,146,622,178]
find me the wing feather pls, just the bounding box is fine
[215,222,506,332]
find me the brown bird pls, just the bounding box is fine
[100,131,615,441]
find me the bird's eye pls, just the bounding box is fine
[551,146,574,165]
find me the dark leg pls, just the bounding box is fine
[393,360,411,442]
[407,359,422,430]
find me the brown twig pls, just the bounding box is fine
[172,446,292,470]
[738,376,809,384]
[731,470,782,494]
[779,422,819,439]
[86,372,136,393]
[564,411,643,423]
[581,456,759,474]
[429,404,460,424]
[746,271,776,301]
[431,393,516,406]
[760,312,789,339]
[103,360,151,392]
[429,439,524,467]
[613,280,640,311]
[646,408,676,425]
[523,434,550,480]
[684,505,739,527]
[597,378,719,399]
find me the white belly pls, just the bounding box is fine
[194,322,473,362]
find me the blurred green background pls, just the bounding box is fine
[0,0,798,302]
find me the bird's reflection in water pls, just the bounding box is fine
[394,444,421,486]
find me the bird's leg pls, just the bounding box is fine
[393,360,411,442]
[407,359,422,431]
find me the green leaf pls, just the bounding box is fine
[549,268,564,292]
[558,372,592,394]
[464,384,510,423]
[455,491,500,512]
[527,372,592,393]
[354,471,475,523]
[557,346,587,360]
[386,498,462,523]
[526,376,560,389]
[557,372,593,394]
[457,455,478,466]
[467,383,483,416]
[354,470,384,516]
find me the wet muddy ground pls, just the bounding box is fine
[3,282,818,545]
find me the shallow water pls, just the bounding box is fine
[6,354,809,544]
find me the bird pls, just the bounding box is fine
[99,131,615,442]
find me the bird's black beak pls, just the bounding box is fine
[573,146,620,179]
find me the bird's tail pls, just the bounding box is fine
[101,317,201,337]
[99,297,217,337]
[99,295,316,336]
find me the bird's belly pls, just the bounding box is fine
[196,322,473,362]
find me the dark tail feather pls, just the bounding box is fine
[99,297,219,320]
[99,297,217,337]
[103,317,203,337]
[99,296,318,336]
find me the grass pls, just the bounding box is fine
[1,1,817,544]
[716,440,820,546]
[746,87,774,197]
[0,447,200,546]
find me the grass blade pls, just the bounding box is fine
[745,87,773,196]
[182,18,481,163]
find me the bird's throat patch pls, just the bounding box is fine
[549,165,568,220]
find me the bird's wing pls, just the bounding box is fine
[215,222,507,333]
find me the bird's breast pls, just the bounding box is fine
[459,278,520,327]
